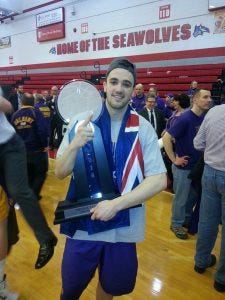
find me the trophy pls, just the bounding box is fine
[54,80,119,224]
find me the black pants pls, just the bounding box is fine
[49,113,64,148]
[27,151,48,198]
[0,134,53,244]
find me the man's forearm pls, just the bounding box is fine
[55,143,79,179]
[90,173,167,221]
[162,133,176,163]
[114,173,167,211]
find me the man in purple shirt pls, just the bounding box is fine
[131,83,146,111]
[162,89,211,239]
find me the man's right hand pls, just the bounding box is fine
[71,114,94,149]
[174,155,189,167]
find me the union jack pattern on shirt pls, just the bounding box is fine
[121,110,144,194]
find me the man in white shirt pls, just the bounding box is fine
[55,58,167,300]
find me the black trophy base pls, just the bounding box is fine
[54,193,119,225]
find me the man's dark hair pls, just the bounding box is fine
[15,83,23,89]
[21,92,34,106]
[106,57,136,85]
[175,94,190,109]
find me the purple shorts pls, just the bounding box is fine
[61,239,138,299]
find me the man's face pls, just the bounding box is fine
[193,90,211,111]
[42,90,49,98]
[103,68,134,110]
[191,81,198,89]
[135,84,144,97]
[149,87,156,96]
[165,96,174,107]
[146,98,156,110]
[51,87,58,96]
[17,85,24,93]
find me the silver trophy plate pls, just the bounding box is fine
[56,79,103,124]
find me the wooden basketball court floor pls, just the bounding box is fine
[5,159,222,300]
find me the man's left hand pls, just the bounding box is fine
[90,200,117,221]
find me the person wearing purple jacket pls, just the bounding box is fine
[131,83,146,111]
[11,93,49,200]
[162,89,211,239]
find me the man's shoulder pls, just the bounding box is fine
[176,109,192,121]
[132,94,146,100]
[11,109,30,123]
[138,107,147,114]
[8,93,17,101]
[155,107,164,115]
[167,111,190,134]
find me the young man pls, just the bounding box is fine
[8,84,24,113]
[0,92,57,270]
[55,58,167,299]
[162,89,212,239]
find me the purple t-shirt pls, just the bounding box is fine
[168,110,205,170]
[131,94,146,111]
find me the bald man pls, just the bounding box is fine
[131,83,146,111]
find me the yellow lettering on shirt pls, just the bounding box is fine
[14,116,34,126]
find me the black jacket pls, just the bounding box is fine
[138,107,166,138]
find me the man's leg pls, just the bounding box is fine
[27,152,48,199]
[214,168,225,287]
[171,165,192,226]
[61,239,100,300]
[96,282,113,300]
[0,135,57,268]
[49,116,56,148]
[0,219,8,279]
[0,188,18,299]
[99,243,137,297]
[195,165,219,268]
[170,165,191,239]
[185,182,200,226]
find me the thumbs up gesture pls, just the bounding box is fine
[72,113,94,149]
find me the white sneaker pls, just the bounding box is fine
[0,275,19,300]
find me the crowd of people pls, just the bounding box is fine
[0,57,225,299]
